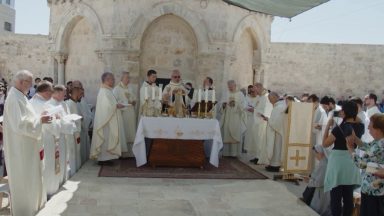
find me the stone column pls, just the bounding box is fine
[54,54,67,85]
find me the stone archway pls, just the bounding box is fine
[231,15,270,87]
[53,3,104,104]
[140,14,198,84]
[229,28,260,88]
[64,18,103,104]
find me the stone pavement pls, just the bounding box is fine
[31,157,317,216]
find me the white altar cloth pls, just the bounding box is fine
[132,117,223,167]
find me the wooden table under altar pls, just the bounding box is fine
[132,117,223,168]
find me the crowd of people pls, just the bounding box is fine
[0,68,383,216]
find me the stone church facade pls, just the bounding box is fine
[0,0,383,104]
[46,0,271,103]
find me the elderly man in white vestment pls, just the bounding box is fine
[113,71,137,157]
[264,92,287,172]
[139,70,162,116]
[90,72,126,165]
[47,85,76,185]
[219,80,246,157]
[248,83,273,165]
[30,81,63,198]
[65,85,82,174]
[163,69,189,109]
[3,70,51,216]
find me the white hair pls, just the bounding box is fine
[13,70,33,85]
[227,80,236,85]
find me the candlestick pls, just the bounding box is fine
[152,86,155,100]
[212,89,216,102]
[144,86,148,100]
[197,89,202,102]
[158,86,162,101]
[204,101,208,118]
[204,89,208,102]
[198,102,201,118]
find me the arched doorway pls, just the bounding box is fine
[140,14,198,86]
[230,28,260,88]
[65,18,103,104]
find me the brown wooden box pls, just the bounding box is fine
[148,139,205,168]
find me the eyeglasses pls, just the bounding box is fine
[172,76,181,78]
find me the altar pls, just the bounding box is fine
[132,117,223,168]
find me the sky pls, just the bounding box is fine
[14,0,384,45]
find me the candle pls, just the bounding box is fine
[158,86,162,100]
[197,89,202,102]
[144,87,148,100]
[204,89,208,102]
[212,89,216,102]
[152,86,155,100]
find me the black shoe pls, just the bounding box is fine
[249,158,259,164]
[97,161,114,166]
[265,165,280,172]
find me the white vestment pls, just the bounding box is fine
[243,95,258,151]
[3,87,45,216]
[77,99,93,164]
[219,91,246,157]
[266,100,287,167]
[139,81,162,117]
[248,92,273,164]
[362,106,381,142]
[47,98,76,185]
[113,82,137,157]
[163,81,190,107]
[66,99,82,173]
[90,86,126,161]
[312,105,327,146]
[30,94,61,197]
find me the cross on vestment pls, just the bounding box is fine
[290,150,306,166]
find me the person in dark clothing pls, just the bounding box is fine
[322,100,364,216]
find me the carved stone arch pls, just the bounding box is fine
[129,1,210,53]
[54,2,104,53]
[232,15,267,84]
[232,14,267,51]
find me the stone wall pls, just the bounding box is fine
[265,43,384,99]
[0,34,51,83]
[48,0,273,104]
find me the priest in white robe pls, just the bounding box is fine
[47,85,77,185]
[308,94,327,147]
[219,80,246,157]
[90,72,126,165]
[113,71,137,157]
[162,70,189,112]
[65,85,82,174]
[248,83,273,165]
[243,85,258,154]
[265,92,287,172]
[362,93,382,142]
[30,81,62,198]
[3,70,51,216]
[139,70,162,117]
[73,80,93,164]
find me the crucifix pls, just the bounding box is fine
[290,150,306,166]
